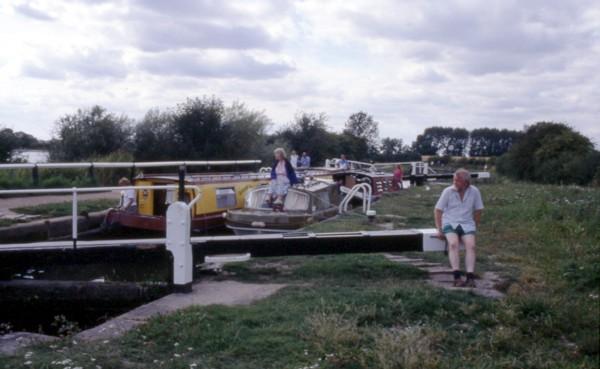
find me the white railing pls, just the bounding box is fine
[0,185,202,291]
[0,160,261,170]
[325,158,376,172]
[0,185,201,248]
[372,161,433,175]
[338,183,372,214]
[325,158,438,176]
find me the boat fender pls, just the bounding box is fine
[251,221,266,228]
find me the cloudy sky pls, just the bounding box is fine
[1,0,599,146]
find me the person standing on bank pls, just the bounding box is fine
[434,168,484,287]
[392,164,404,190]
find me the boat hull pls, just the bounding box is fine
[225,207,338,235]
[104,209,225,233]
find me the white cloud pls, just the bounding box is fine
[0,0,598,148]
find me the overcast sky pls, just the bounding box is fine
[1,0,599,146]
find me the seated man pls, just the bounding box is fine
[118,177,137,213]
[434,168,484,287]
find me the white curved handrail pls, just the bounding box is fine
[338,183,372,214]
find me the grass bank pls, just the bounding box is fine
[1,180,598,368]
[11,199,116,218]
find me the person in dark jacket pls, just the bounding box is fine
[267,148,299,210]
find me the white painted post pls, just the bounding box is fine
[72,188,78,249]
[166,201,193,292]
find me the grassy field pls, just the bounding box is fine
[0,199,115,228]
[1,179,598,368]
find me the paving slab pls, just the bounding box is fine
[422,266,454,274]
[75,280,286,342]
[384,254,506,299]
[407,262,442,267]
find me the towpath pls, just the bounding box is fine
[0,191,121,218]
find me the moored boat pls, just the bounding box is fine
[104,171,270,233]
[225,180,341,235]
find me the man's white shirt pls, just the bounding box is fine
[435,185,484,233]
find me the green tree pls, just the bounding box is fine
[277,112,339,164]
[221,102,271,160]
[50,106,133,161]
[469,128,521,157]
[344,111,379,158]
[133,108,174,161]
[379,137,403,161]
[497,122,598,185]
[0,127,45,162]
[0,128,16,162]
[413,126,469,156]
[170,96,225,160]
[134,98,271,162]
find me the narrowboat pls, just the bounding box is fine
[225,180,341,235]
[104,172,270,233]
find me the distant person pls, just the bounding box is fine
[392,164,404,190]
[338,154,349,170]
[290,150,299,169]
[434,168,483,288]
[299,151,311,168]
[118,177,137,213]
[267,148,299,211]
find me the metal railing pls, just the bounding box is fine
[325,158,436,176]
[0,160,261,170]
[0,185,201,249]
[0,159,262,187]
[339,183,372,214]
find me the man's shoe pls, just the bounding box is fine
[464,278,476,288]
[453,279,466,287]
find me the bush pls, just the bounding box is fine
[497,122,598,185]
[92,150,135,186]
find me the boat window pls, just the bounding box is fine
[165,189,176,205]
[284,190,309,211]
[216,187,237,208]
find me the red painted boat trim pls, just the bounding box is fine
[105,209,226,232]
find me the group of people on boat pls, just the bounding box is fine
[289,150,311,169]
[266,149,361,211]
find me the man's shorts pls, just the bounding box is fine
[442,224,476,236]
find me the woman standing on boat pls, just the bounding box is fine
[268,148,299,211]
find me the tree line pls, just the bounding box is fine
[0,128,46,162]
[1,96,598,185]
[43,96,525,163]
